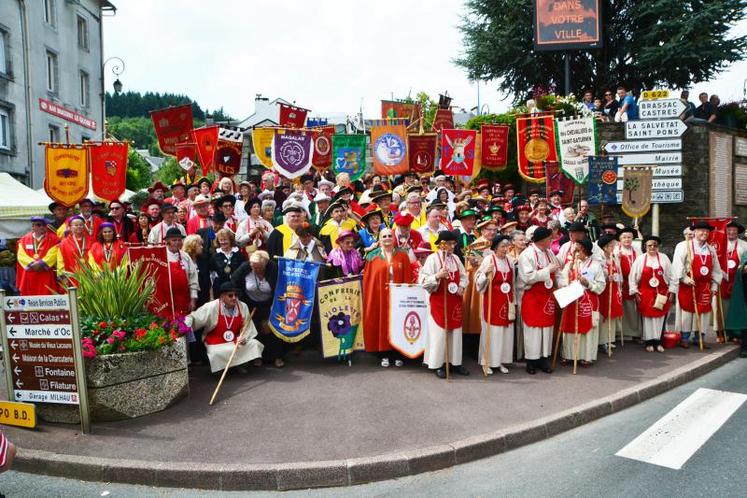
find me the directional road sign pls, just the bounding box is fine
[604,138,682,154]
[614,152,682,166]
[618,165,682,178]
[625,119,688,140]
[616,190,684,204]
[617,177,682,191]
[639,99,687,120]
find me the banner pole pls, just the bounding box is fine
[483,277,492,377]
[68,287,91,434]
[652,204,660,236]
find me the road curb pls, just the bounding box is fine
[14,346,740,491]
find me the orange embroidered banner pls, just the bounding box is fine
[44,145,89,207]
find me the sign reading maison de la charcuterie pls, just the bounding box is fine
[534,0,602,51]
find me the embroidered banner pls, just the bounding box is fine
[515,114,558,183]
[214,127,243,176]
[311,125,335,171]
[556,116,597,184]
[440,129,477,176]
[689,217,732,271]
[545,161,576,206]
[408,134,437,174]
[251,127,275,170]
[269,257,321,343]
[431,109,454,132]
[587,156,618,205]
[191,125,218,175]
[44,145,89,208]
[175,142,197,171]
[127,245,173,319]
[332,134,366,181]
[150,104,193,156]
[389,283,428,359]
[89,141,128,202]
[381,100,421,122]
[271,129,314,179]
[621,167,653,219]
[480,124,510,170]
[371,124,409,176]
[317,275,365,359]
[278,103,309,128]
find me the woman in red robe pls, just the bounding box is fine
[57,215,92,287]
[363,227,413,367]
[16,217,60,295]
[88,223,127,270]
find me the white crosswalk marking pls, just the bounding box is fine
[616,388,747,470]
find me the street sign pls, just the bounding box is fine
[617,178,682,191]
[639,99,687,120]
[619,165,682,178]
[641,90,670,100]
[614,152,682,166]
[625,119,688,140]
[0,400,36,429]
[3,295,69,311]
[4,310,70,325]
[604,139,682,154]
[616,190,684,204]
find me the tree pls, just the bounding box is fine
[154,157,184,186]
[126,150,153,191]
[456,0,747,101]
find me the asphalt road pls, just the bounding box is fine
[2,357,746,497]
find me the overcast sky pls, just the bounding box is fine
[103,1,747,121]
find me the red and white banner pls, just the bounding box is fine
[214,127,243,176]
[279,103,309,128]
[191,125,218,175]
[89,141,128,201]
[431,109,454,132]
[311,125,335,170]
[440,129,477,176]
[388,283,428,359]
[480,124,510,170]
[127,245,174,319]
[175,142,197,171]
[150,104,193,156]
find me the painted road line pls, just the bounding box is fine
[616,388,747,470]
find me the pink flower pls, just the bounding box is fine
[112,329,126,340]
[106,337,115,345]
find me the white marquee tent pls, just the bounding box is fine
[0,173,51,239]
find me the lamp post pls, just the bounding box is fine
[101,56,125,139]
[741,78,747,111]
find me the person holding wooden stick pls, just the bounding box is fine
[672,221,723,349]
[185,281,263,374]
[475,234,515,374]
[517,227,560,375]
[614,226,642,343]
[597,234,624,356]
[629,235,677,352]
[419,231,468,379]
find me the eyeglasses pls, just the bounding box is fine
[380,234,393,239]
[605,93,612,96]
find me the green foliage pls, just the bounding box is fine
[402,92,440,131]
[716,102,747,129]
[126,149,153,191]
[107,116,157,150]
[457,0,747,102]
[155,157,184,185]
[80,315,188,357]
[75,261,155,319]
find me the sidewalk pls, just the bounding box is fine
[3,344,740,490]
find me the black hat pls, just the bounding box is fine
[532,227,553,243]
[370,185,393,202]
[490,234,511,250]
[596,234,617,249]
[196,177,212,188]
[435,230,458,244]
[164,227,184,239]
[567,222,587,233]
[300,174,315,184]
[213,212,227,224]
[511,195,528,209]
[283,204,304,215]
[218,281,239,295]
[215,194,236,208]
[691,220,713,231]
[160,202,177,213]
[577,237,593,256]
[642,235,661,247]
[618,226,636,236]
[726,220,745,234]
[426,200,447,213]
[48,201,63,212]
[548,190,564,198]
[600,222,620,234]
[528,188,542,196]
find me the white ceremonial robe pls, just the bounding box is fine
[615,245,643,339]
[629,252,677,342]
[419,251,468,368]
[517,245,560,360]
[475,256,515,367]
[672,240,723,339]
[559,259,606,362]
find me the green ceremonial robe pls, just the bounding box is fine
[725,250,747,336]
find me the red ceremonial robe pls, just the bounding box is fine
[638,254,671,318]
[482,255,514,326]
[429,252,463,329]
[600,260,624,319]
[16,232,60,295]
[88,241,127,270]
[722,243,740,299]
[560,262,594,334]
[57,234,92,282]
[521,248,557,327]
[618,249,637,302]
[677,241,713,313]
[363,248,413,352]
[187,214,210,235]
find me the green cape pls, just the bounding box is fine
[725,250,747,336]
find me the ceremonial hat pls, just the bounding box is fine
[435,230,458,244]
[596,234,617,249]
[475,178,490,190]
[318,178,335,189]
[108,200,124,210]
[30,216,47,224]
[456,209,478,220]
[257,189,274,201]
[532,226,553,243]
[516,204,532,213]
[282,203,304,215]
[618,226,637,236]
[196,177,212,188]
[500,221,518,232]
[369,185,393,202]
[213,212,227,224]
[98,221,115,232]
[313,191,331,203]
[600,222,620,234]
[170,180,187,190]
[218,281,239,295]
[238,180,252,188]
[331,186,353,203]
[642,235,661,247]
[490,234,511,250]
[511,195,529,209]
[476,215,497,230]
[335,230,358,244]
[406,184,423,195]
[78,198,95,207]
[726,220,745,234]
[577,237,593,256]
[192,194,210,206]
[300,174,315,184]
[548,189,564,197]
[361,206,383,223]
[186,184,199,192]
[68,215,85,224]
[528,188,542,195]
[164,227,184,239]
[141,197,162,210]
[394,212,414,227]
[160,202,177,213]
[414,241,433,256]
[691,220,713,231]
[148,181,168,193]
[214,194,236,208]
[48,201,63,212]
[426,200,447,213]
[567,221,587,232]
[324,200,347,218]
[503,183,516,192]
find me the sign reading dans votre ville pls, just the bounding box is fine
[533,0,602,51]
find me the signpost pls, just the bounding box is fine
[0,289,90,433]
[624,119,688,140]
[638,99,687,120]
[616,190,684,204]
[619,165,682,178]
[604,138,682,154]
[616,177,682,191]
[615,152,682,166]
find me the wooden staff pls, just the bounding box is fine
[551,250,576,370]
[209,308,257,406]
[716,288,726,342]
[607,275,614,359]
[483,269,493,377]
[440,242,450,381]
[685,238,704,351]
[572,255,581,375]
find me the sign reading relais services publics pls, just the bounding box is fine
[534,0,602,50]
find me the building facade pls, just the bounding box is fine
[0,0,115,188]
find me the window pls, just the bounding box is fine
[44,0,56,27]
[0,29,7,75]
[0,108,10,150]
[46,51,58,93]
[77,15,88,50]
[49,124,60,144]
[79,70,89,107]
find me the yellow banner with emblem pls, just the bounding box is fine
[251,128,275,169]
[44,145,89,208]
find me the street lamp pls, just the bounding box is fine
[741,78,747,111]
[101,56,125,139]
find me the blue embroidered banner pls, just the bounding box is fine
[587,156,618,205]
[269,257,321,343]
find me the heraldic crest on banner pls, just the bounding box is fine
[621,167,653,218]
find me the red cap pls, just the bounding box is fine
[394,212,414,227]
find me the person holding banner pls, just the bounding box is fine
[267,204,304,258]
[363,227,413,367]
[16,216,60,295]
[186,281,263,374]
[615,227,642,341]
[597,234,624,354]
[419,231,469,378]
[629,235,677,352]
[88,223,127,270]
[517,227,560,375]
[57,216,92,286]
[475,234,515,374]
[164,228,199,316]
[672,221,723,348]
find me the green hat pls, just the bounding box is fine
[457,209,477,220]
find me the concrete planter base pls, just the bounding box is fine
[37,337,188,423]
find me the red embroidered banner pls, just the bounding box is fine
[407,134,437,174]
[191,125,218,176]
[431,109,454,132]
[544,162,575,206]
[480,124,510,170]
[311,125,335,170]
[89,141,128,201]
[515,114,558,183]
[279,103,308,128]
[175,142,197,172]
[127,245,174,319]
[440,129,477,176]
[150,104,193,156]
[689,217,732,271]
[214,127,243,176]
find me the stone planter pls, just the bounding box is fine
[37,338,189,424]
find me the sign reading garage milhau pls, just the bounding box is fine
[534,0,602,50]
